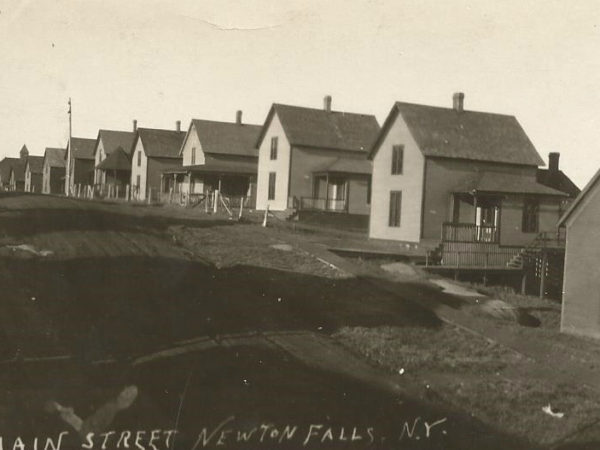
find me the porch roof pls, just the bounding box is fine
[184,158,257,176]
[313,157,372,176]
[96,148,131,171]
[453,172,568,197]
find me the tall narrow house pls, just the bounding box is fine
[65,137,96,195]
[255,97,379,226]
[93,124,136,191]
[42,147,66,194]
[369,93,571,266]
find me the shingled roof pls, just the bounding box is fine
[453,171,567,197]
[258,104,380,153]
[69,137,96,160]
[0,157,19,184]
[44,148,66,168]
[313,157,372,175]
[26,156,44,174]
[11,160,27,182]
[97,148,131,171]
[189,119,261,158]
[138,128,186,158]
[97,130,136,157]
[370,101,544,166]
[537,168,580,198]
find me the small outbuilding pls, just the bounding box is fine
[24,155,44,193]
[42,147,66,194]
[558,168,600,339]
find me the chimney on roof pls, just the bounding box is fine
[236,110,242,125]
[452,92,465,113]
[549,152,560,174]
[176,120,181,132]
[133,119,137,132]
[324,95,332,112]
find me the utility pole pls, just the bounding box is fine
[65,98,72,196]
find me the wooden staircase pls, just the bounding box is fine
[506,230,566,269]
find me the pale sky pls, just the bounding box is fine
[0,0,599,187]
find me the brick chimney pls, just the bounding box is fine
[453,92,465,112]
[133,119,138,132]
[324,95,332,112]
[549,152,560,173]
[236,110,242,125]
[176,120,181,132]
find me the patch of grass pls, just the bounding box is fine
[334,324,600,446]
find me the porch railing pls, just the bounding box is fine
[442,222,499,243]
[300,197,347,212]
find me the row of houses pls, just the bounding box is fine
[0,93,580,267]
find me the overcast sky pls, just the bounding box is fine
[0,0,598,187]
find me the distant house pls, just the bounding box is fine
[42,147,66,194]
[93,126,136,190]
[65,137,96,195]
[9,145,30,191]
[24,156,44,193]
[368,93,569,266]
[130,123,185,201]
[175,111,261,205]
[537,152,581,200]
[255,97,379,222]
[0,157,19,190]
[558,169,600,339]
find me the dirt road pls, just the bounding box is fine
[0,194,531,449]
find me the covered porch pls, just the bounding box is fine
[95,148,131,198]
[301,158,371,215]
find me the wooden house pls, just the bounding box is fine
[558,169,600,338]
[368,93,570,267]
[42,147,66,194]
[93,126,136,193]
[65,137,96,195]
[130,123,185,201]
[9,145,30,191]
[255,97,379,225]
[0,157,19,191]
[173,111,261,207]
[24,155,44,193]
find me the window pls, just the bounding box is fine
[191,147,196,165]
[366,178,371,205]
[270,137,278,160]
[137,151,141,167]
[268,172,276,200]
[136,175,141,188]
[522,199,539,233]
[389,191,402,227]
[391,145,404,174]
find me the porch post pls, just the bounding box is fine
[325,173,329,211]
[473,193,478,241]
[345,179,349,213]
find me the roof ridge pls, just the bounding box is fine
[394,101,517,119]
[274,102,377,118]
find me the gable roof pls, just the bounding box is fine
[454,171,567,197]
[44,148,66,168]
[188,119,261,158]
[137,128,186,158]
[97,130,136,157]
[313,157,372,175]
[256,103,380,153]
[26,156,44,174]
[11,159,27,182]
[68,137,96,160]
[96,148,131,171]
[369,101,544,166]
[0,157,19,183]
[536,168,580,198]
[558,168,600,226]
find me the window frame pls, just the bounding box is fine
[268,172,276,200]
[270,137,278,160]
[391,145,404,175]
[388,190,402,227]
[522,198,540,233]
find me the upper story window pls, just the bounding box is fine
[191,147,196,165]
[391,145,404,175]
[270,137,278,160]
[522,199,539,233]
[137,151,141,167]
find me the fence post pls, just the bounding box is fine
[539,250,547,299]
[213,190,219,213]
[262,205,269,227]
[238,196,244,219]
